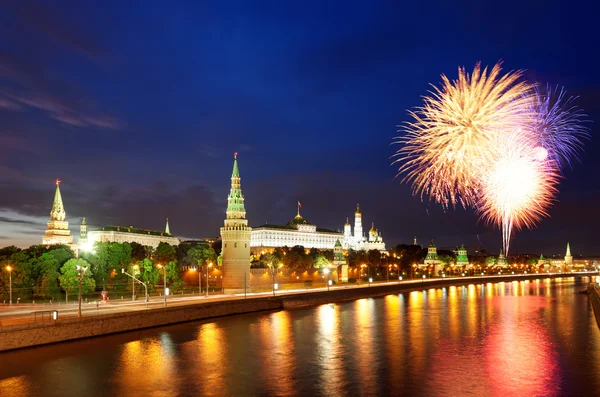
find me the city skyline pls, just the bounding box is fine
[0,1,598,254]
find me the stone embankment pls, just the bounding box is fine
[588,283,600,330]
[0,272,594,352]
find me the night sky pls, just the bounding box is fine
[1,1,598,255]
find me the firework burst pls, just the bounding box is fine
[393,62,534,208]
[529,85,590,170]
[476,132,560,254]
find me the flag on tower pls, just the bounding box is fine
[298,201,302,209]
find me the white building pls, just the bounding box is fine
[82,219,179,249]
[250,203,386,252]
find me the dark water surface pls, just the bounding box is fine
[1,277,599,397]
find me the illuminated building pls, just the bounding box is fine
[250,203,386,252]
[84,219,179,249]
[565,242,573,266]
[220,153,252,291]
[333,239,348,281]
[43,179,74,246]
[455,245,469,266]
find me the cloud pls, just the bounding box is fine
[0,216,38,225]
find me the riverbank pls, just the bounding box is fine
[588,283,600,330]
[0,272,595,352]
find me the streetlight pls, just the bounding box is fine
[206,262,213,297]
[76,264,88,318]
[5,265,12,306]
[131,264,139,301]
[324,267,330,291]
[122,268,148,305]
[157,264,167,307]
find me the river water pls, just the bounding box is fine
[0,277,599,397]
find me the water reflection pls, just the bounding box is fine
[114,332,180,396]
[0,278,599,396]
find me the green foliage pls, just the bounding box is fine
[130,242,147,261]
[184,245,216,268]
[59,258,96,296]
[314,255,330,269]
[83,242,132,289]
[153,242,177,264]
[165,260,183,292]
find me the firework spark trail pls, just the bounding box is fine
[392,62,535,208]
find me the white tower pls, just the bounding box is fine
[43,179,73,246]
[354,204,363,242]
[344,217,352,239]
[220,153,252,291]
[565,242,573,266]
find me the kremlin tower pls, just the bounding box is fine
[354,204,363,241]
[220,153,252,291]
[43,179,73,246]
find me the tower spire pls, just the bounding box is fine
[43,179,73,246]
[226,152,246,218]
[51,179,66,221]
[165,218,171,235]
[566,242,571,256]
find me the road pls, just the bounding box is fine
[1,271,597,328]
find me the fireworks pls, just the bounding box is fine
[394,63,589,254]
[476,132,559,254]
[393,62,534,208]
[529,85,590,171]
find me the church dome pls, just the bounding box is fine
[369,222,376,235]
[288,214,309,226]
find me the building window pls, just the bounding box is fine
[245,243,247,248]
[234,242,237,248]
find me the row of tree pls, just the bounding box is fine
[0,242,217,301]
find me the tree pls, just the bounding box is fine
[165,260,183,292]
[368,250,382,266]
[314,255,330,269]
[59,258,96,301]
[130,242,147,261]
[153,242,177,264]
[137,258,161,291]
[185,245,216,269]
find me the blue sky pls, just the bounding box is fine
[0,0,598,254]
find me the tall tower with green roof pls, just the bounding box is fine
[333,238,348,281]
[456,245,469,266]
[43,179,73,246]
[220,153,252,291]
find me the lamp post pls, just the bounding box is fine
[324,267,330,291]
[158,264,167,307]
[196,265,201,295]
[76,264,87,318]
[206,262,213,297]
[6,265,12,306]
[131,264,139,301]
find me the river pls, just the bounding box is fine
[0,277,599,396]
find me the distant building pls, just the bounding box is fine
[455,245,469,266]
[250,203,386,252]
[423,240,441,267]
[84,219,179,249]
[43,179,74,247]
